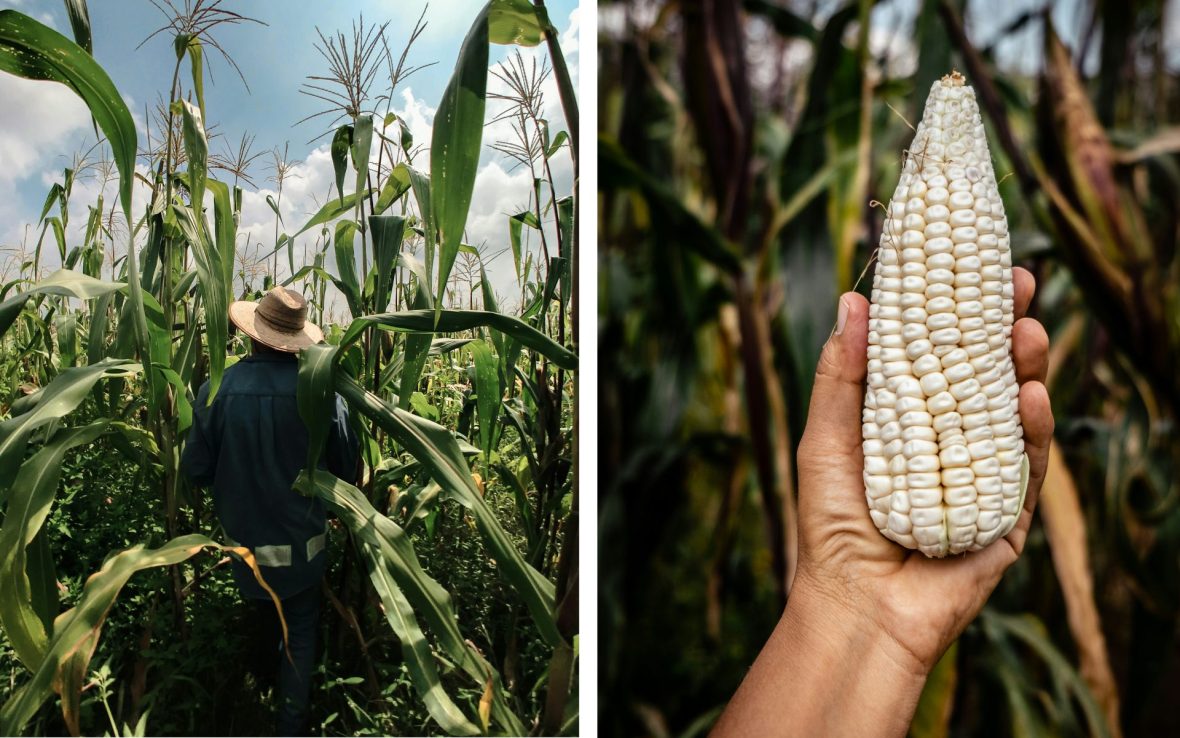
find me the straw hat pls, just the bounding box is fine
[228,287,324,353]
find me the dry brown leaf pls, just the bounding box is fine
[1039,445,1122,738]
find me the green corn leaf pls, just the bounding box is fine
[36,182,64,226]
[501,403,541,485]
[351,114,373,204]
[61,0,91,55]
[540,257,566,315]
[373,164,411,215]
[396,114,413,152]
[153,365,192,435]
[23,530,56,653]
[409,392,439,422]
[335,374,561,647]
[205,179,236,289]
[0,421,109,670]
[339,310,575,371]
[172,205,227,404]
[398,256,433,410]
[296,470,526,736]
[546,130,569,159]
[0,359,140,493]
[35,216,65,274]
[429,337,473,355]
[86,291,113,364]
[185,37,204,121]
[332,220,362,316]
[136,291,173,417]
[55,313,77,368]
[259,193,372,267]
[171,269,198,301]
[296,343,339,472]
[331,124,353,207]
[175,99,208,221]
[27,269,124,301]
[172,298,202,387]
[369,214,405,314]
[0,293,31,341]
[479,262,506,364]
[0,268,127,342]
[495,461,536,548]
[912,0,951,123]
[0,534,284,736]
[488,0,543,46]
[431,3,490,315]
[293,190,372,241]
[399,165,435,279]
[471,341,498,462]
[508,214,524,282]
[556,194,573,256]
[138,215,163,292]
[356,537,481,736]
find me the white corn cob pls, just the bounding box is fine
[863,71,1029,558]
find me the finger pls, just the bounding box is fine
[798,292,868,460]
[1003,381,1053,554]
[1012,318,1049,385]
[1013,267,1035,320]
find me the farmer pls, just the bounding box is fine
[180,286,359,737]
[714,270,1053,735]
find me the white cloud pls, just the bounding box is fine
[0,74,96,276]
[0,75,91,188]
[375,0,487,44]
[560,7,580,58]
[2,6,580,319]
[388,86,436,161]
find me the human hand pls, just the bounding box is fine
[792,265,1053,676]
[713,268,1052,737]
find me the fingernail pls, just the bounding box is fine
[835,296,849,335]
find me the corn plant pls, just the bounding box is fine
[0,0,578,734]
[600,0,1176,735]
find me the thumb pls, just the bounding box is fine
[798,292,868,463]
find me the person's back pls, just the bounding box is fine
[182,349,356,598]
[179,287,357,736]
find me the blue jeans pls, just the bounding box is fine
[250,583,321,736]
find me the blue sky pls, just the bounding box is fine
[0,0,580,316]
[53,0,577,153]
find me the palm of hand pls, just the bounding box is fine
[792,267,1053,674]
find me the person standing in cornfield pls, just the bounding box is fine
[181,287,360,736]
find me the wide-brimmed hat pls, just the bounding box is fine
[228,287,324,353]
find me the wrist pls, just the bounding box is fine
[715,569,930,737]
[776,570,928,736]
[786,569,930,683]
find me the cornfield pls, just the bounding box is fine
[599,0,1178,736]
[0,0,578,736]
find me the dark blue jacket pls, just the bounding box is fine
[180,353,359,599]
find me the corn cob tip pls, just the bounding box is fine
[942,70,966,87]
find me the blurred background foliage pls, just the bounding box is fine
[598,0,1179,735]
